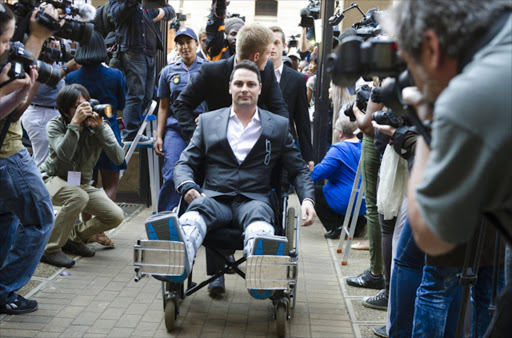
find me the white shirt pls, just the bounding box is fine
[274,63,284,83]
[227,107,262,164]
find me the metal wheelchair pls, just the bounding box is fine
[133,187,301,337]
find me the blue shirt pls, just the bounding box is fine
[311,141,366,216]
[32,64,65,107]
[157,56,205,118]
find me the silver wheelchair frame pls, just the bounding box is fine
[133,196,300,337]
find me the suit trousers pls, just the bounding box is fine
[187,196,275,234]
[44,176,124,253]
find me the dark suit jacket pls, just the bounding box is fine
[172,55,289,142]
[280,66,314,162]
[174,107,314,205]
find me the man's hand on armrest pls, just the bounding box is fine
[301,199,316,226]
[180,182,206,204]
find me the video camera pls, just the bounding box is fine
[89,99,113,119]
[342,84,372,122]
[0,41,61,87]
[299,0,320,28]
[9,0,94,45]
[169,13,186,31]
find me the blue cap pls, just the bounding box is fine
[174,27,198,42]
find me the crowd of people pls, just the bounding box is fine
[0,1,510,337]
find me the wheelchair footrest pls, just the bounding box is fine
[134,240,185,277]
[246,255,297,290]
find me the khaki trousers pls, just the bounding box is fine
[44,176,124,253]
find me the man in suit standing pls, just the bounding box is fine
[172,61,316,279]
[173,23,289,142]
[269,26,314,172]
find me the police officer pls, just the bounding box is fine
[154,27,206,212]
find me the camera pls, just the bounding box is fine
[343,84,372,122]
[0,41,61,87]
[226,12,246,22]
[372,108,405,128]
[287,34,300,49]
[9,0,94,45]
[327,36,404,88]
[42,40,75,62]
[370,71,414,116]
[169,13,187,31]
[299,0,320,28]
[89,99,113,119]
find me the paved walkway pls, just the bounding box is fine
[0,196,385,337]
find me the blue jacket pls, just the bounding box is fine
[109,0,175,54]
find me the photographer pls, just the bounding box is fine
[39,84,125,268]
[381,1,512,335]
[205,0,244,61]
[20,37,81,167]
[109,0,175,144]
[0,4,62,315]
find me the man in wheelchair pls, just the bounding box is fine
[172,60,316,283]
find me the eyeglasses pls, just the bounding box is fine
[264,139,271,165]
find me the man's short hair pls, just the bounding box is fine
[198,26,206,38]
[381,0,511,62]
[57,84,91,120]
[268,25,285,44]
[230,60,261,84]
[236,23,274,61]
[335,116,357,137]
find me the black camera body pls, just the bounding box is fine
[0,41,61,87]
[372,108,405,128]
[226,12,246,22]
[169,13,187,31]
[89,99,113,119]
[42,40,75,63]
[343,84,372,121]
[299,0,320,28]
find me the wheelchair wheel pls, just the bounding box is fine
[276,302,287,337]
[164,298,177,331]
[286,207,296,251]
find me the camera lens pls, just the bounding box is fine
[34,61,61,87]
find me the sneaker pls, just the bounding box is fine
[363,289,388,311]
[123,135,153,146]
[324,228,341,239]
[346,269,385,290]
[373,325,388,338]
[208,276,225,297]
[62,239,95,257]
[41,250,75,268]
[0,294,38,315]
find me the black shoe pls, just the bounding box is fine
[373,325,388,338]
[62,239,95,257]
[324,228,341,239]
[0,294,38,315]
[363,289,388,311]
[208,276,225,297]
[41,250,75,268]
[346,269,385,290]
[225,254,236,275]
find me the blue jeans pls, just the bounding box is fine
[0,148,54,303]
[389,219,425,338]
[121,52,156,140]
[471,266,505,337]
[157,117,187,212]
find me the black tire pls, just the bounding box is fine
[276,302,287,337]
[164,299,176,331]
[286,207,296,251]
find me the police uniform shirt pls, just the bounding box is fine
[157,56,206,119]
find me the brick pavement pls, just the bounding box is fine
[0,195,384,337]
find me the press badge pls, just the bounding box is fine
[67,171,81,186]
